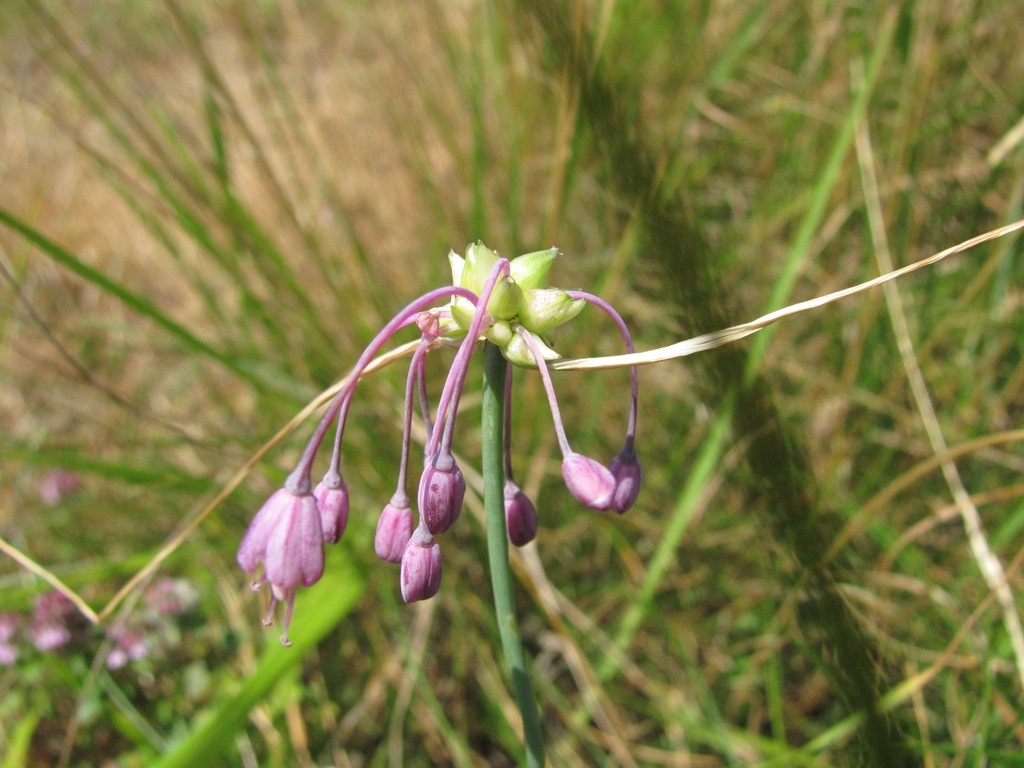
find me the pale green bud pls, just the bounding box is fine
[488,274,523,321]
[509,248,558,291]
[484,321,514,348]
[501,331,561,368]
[448,249,465,286]
[518,288,585,334]
[450,296,476,330]
[459,242,522,321]
[461,242,500,293]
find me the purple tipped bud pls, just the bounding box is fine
[375,494,414,563]
[314,473,350,544]
[504,480,539,546]
[562,452,616,511]
[417,452,465,535]
[237,487,325,645]
[400,528,442,602]
[608,447,643,514]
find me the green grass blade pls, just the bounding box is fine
[0,207,293,399]
[150,558,363,768]
[744,11,896,384]
[0,709,41,768]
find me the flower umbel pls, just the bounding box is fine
[237,243,641,642]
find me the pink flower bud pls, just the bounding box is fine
[608,447,643,514]
[417,452,465,535]
[314,473,350,544]
[562,452,616,511]
[237,488,325,645]
[374,494,414,563]
[400,529,442,602]
[504,480,539,546]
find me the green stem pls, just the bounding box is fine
[482,342,545,767]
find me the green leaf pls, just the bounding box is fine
[150,559,364,768]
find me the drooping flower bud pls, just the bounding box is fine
[400,528,442,602]
[562,452,616,511]
[237,487,325,645]
[608,446,643,514]
[504,480,539,546]
[313,471,350,544]
[418,451,466,535]
[374,493,414,563]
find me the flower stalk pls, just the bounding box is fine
[482,341,545,767]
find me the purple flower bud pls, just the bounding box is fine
[504,480,539,546]
[562,452,616,511]
[608,447,643,514]
[374,494,414,563]
[314,472,350,544]
[237,488,325,646]
[417,452,465,535]
[400,528,442,603]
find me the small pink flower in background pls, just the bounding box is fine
[106,627,149,670]
[38,470,79,506]
[28,592,76,651]
[0,613,20,665]
[143,577,199,616]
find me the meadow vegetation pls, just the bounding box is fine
[1,1,1022,766]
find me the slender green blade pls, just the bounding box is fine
[151,558,363,768]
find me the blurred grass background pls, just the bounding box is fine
[1,0,1023,766]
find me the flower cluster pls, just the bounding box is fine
[0,579,198,669]
[237,244,641,644]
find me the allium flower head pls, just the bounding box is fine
[236,242,641,640]
[237,488,325,645]
[448,242,584,363]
